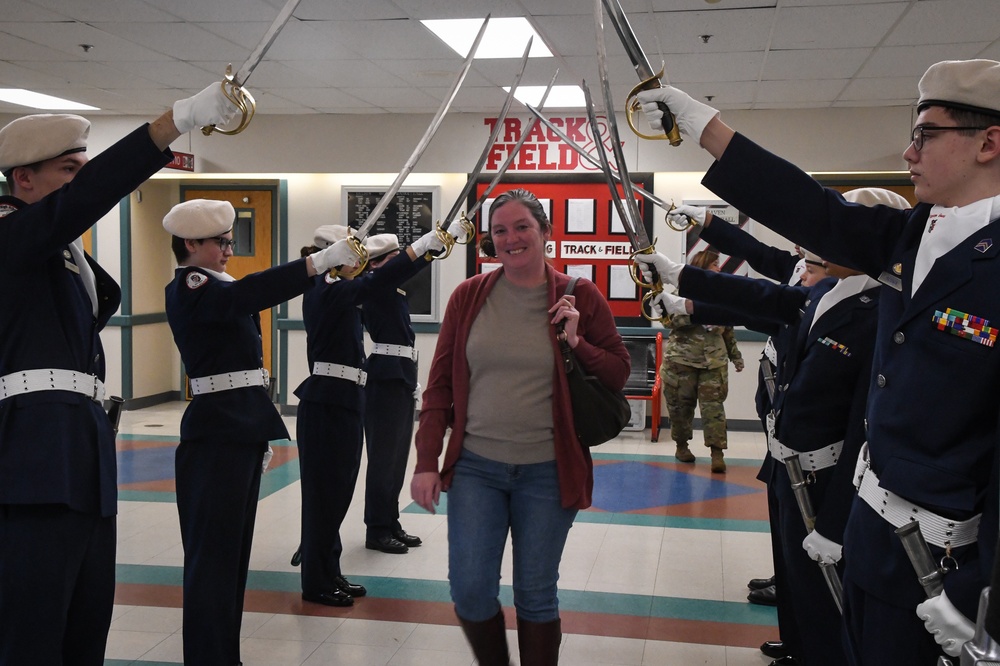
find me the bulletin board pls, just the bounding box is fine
[464,174,654,326]
[343,186,440,322]
[682,200,751,277]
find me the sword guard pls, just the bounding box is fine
[665,200,695,232]
[628,241,660,289]
[327,235,369,278]
[640,288,670,325]
[624,68,682,146]
[427,223,457,261]
[455,214,476,245]
[201,64,257,136]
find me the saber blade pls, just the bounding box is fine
[234,0,303,87]
[354,15,491,242]
[441,36,533,230]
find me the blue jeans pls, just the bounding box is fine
[447,449,577,623]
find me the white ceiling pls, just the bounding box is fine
[1,0,998,118]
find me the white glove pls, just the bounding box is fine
[172,83,240,134]
[669,204,707,227]
[636,86,719,143]
[261,445,274,473]
[651,290,688,316]
[916,591,975,657]
[410,230,447,257]
[802,530,842,564]
[310,238,359,274]
[633,252,684,286]
[446,218,470,243]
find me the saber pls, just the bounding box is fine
[202,0,302,136]
[335,15,490,274]
[582,80,662,324]
[463,70,560,225]
[431,37,534,261]
[785,454,845,614]
[599,0,682,145]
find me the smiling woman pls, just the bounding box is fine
[411,188,630,665]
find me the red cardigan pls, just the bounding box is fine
[415,265,630,509]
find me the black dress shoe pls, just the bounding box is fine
[366,535,409,554]
[760,640,789,659]
[302,589,353,607]
[748,584,777,606]
[769,657,800,666]
[333,574,366,598]
[290,546,301,567]
[747,574,775,590]
[392,528,422,548]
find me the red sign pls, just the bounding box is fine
[166,151,195,172]
[483,116,619,173]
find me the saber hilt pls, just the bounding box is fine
[938,588,1000,666]
[625,71,681,146]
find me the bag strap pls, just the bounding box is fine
[556,277,580,374]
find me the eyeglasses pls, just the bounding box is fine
[909,125,987,151]
[206,236,236,251]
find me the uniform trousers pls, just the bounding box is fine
[175,437,265,666]
[772,463,845,666]
[0,504,115,666]
[764,469,803,657]
[662,362,729,449]
[297,400,364,595]
[363,378,415,540]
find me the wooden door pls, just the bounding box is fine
[182,188,276,377]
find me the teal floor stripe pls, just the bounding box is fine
[115,564,776,626]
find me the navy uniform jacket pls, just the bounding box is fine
[702,131,1000,618]
[0,125,171,517]
[166,260,313,444]
[683,270,879,540]
[294,251,424,409]
[361,257,429,391]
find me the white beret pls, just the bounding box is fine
[364,233,400,259]
[802,249,824,266]
[313,224,349,248]
[0,114,90,175]
[163,199,235,239]
[843,187,910,211]
[918,59,1000,117]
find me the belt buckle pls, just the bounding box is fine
[261,368,270,387]
[91,375,100,401]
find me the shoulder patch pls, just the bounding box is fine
[186,271,209,290]
[0,203,18,218]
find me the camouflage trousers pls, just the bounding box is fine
[661,361,729,449]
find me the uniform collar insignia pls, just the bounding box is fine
[892,263,903,275]
[63,249,73,260]
[974,238,993,253]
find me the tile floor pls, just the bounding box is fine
[105,401,778,665]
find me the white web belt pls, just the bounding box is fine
[312,362,367,386]
[854,444,981,549]
[190,368,269,396]
[370,343,418,361]
[766,411,843,471]
[0,369,105,403]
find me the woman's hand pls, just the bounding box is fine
[549,294,580,347]
[410,471,442,514]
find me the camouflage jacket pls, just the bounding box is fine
[662,314,742,370]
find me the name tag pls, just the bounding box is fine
[64,259,80,274]
[877,271,902,291]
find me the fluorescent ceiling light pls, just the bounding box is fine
[0,89,98,110]
[505,85,585,108]
[422,17,552,59]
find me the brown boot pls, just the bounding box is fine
[674,443,695,463]
[517,617,561,666]
[458,609,511,666]
[710,447,726,473]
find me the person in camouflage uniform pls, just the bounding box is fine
[661,250,744,472]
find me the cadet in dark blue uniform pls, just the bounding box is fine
[296,225,446,606]
[675,206,807,663]
[0,87,239,666]
[163,200,356,665]
[637,59,1000,664]
[360,233,428,554]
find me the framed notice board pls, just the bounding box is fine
[342,186,440,322]
[464,174,654,327]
